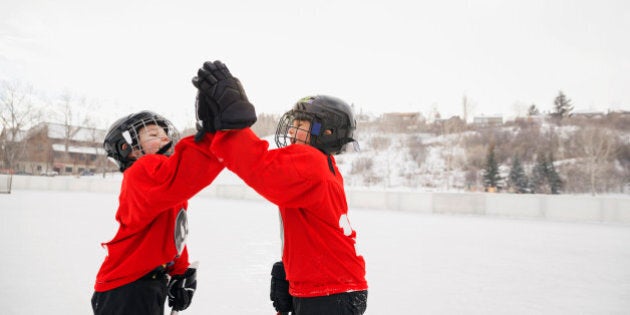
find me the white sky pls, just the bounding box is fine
[1,0,629,128]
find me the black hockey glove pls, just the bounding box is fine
[167,267,197,311]
[194,89,218,136]
[270,261,293,314]
[192,60,257,138]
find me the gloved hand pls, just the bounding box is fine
[192,60,257,138]
[168,267,197,311]
[270,261,293,314]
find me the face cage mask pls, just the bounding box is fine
[274,109,361,155]
[274,110,320,149]
[124,117,180,160]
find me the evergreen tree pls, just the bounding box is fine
[546,153,563,194]
[551,90,573,121]
[531,153,550,194]
[507,155,529,193]
[530,152,563,194]
[527,104,540,116]
[483,143,501,191]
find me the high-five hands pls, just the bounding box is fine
[192,60,257,140]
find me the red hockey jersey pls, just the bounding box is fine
[94,134,223,292]
[211,128,367,297]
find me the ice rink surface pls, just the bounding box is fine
[1,190,629,314]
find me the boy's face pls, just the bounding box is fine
[132,124,170,157]
[288,119,311,145]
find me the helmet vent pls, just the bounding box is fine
[122,130,133,145]
[103,110,179,172]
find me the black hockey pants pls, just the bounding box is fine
[91,267,168,315]
[292,290,368,315]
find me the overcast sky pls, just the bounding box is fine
[1,0,629,129]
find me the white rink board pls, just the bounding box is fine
[8,174,630,225]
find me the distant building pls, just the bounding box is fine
[512,114,544,125]
[380,112,423,132]
[472,115,503,126]
[611,110,630,117]
[571,110,606,119]
[433,116,466,134]
[11,122,115,175]
[606,110,630,123]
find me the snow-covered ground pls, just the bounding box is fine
[1,190,629,314]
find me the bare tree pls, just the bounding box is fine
[368,136,391,151]
[462,95,469,124]
[439,117,466,190]
[84,124,117,176]
[50,91,100,174]
[571,126,619,195]
[56,91,93,151]
[461,94,476,124]
[0,81,41,171]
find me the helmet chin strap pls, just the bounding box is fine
[327,155,336,175]
[156,141,173,155]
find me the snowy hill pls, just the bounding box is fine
[324,115,630,195]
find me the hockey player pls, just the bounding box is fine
[192,60,368,315]
[91,108,254,314]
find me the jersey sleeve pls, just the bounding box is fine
[210,128,330,208]
[119,134,224,225]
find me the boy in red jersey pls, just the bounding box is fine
[193,61,368,315]
[91,108,254,314]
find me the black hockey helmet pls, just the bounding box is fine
[274,95,357,155]
[103,110,180,172]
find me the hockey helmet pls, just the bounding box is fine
[274,95,357,155]
[103,110,180,172]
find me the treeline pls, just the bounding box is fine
[352,110,629,195]
[480,115,628,195]
[2,81,628,194]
